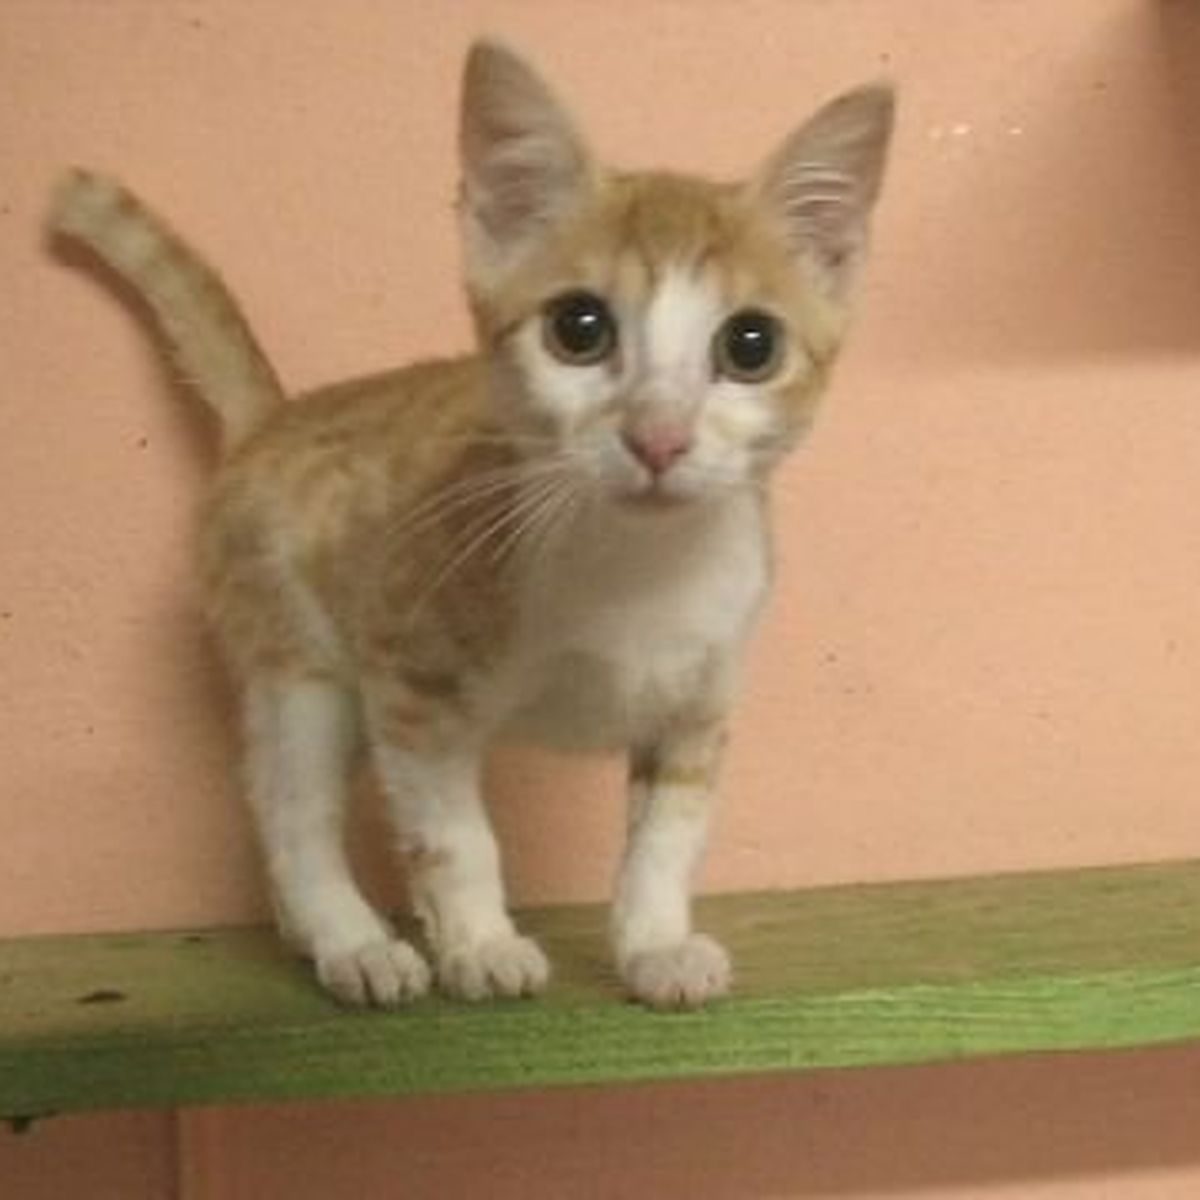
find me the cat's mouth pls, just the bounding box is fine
[613,477,698,512]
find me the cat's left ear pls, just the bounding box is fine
[459,40,594,283]
[750,83,895,302]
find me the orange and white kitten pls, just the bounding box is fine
[50,42,893,1009]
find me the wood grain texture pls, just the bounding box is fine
[3,861,1199,1118]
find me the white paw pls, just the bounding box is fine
[438,933,551,1001]
[621,933,732,1010]
[316,938,432,1008]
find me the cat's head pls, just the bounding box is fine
[459,40,893,511]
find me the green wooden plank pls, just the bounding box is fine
[2,861,1200,1117]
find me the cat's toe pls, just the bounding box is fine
[438,933,551,1001]
[622,933,731,1011]
[317,938,432,1008]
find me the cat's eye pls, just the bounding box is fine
[713,309,784,383]
[542,290,617,366]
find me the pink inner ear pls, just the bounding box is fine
[753,83,895,296]
[459,43,592,264]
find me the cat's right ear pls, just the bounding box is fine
[459,40,594,282]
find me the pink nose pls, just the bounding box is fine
[621,423,693,476]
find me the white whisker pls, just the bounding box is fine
[403,461,576,619]
[521,480,580,578]
[488,472,572,565]
[382,455,569,546]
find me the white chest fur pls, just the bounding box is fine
[502,495,769,750]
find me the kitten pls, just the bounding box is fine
[49,41,893,1010]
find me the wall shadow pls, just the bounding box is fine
[874,0,1200,371]
[1156,0,1200,194]
[209,1045,1200,1197]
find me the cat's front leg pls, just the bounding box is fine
[611,718,731,1010]
[366,680,549,1001]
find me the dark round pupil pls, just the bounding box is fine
[552,292,611,357]
[725,312,776,373]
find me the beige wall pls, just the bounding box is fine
[3,1,1200,1196]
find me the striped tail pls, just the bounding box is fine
[49,169,286,452]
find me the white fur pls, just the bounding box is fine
[506,492,767,749]
[369,737,550,999]
[639,267,721,409]
[611,786,710,951]
[610,775,732,1008]
[243,678,431,1006]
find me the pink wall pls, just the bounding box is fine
[3,1,1200,1196]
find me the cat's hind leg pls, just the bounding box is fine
[243,675,431,1007]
